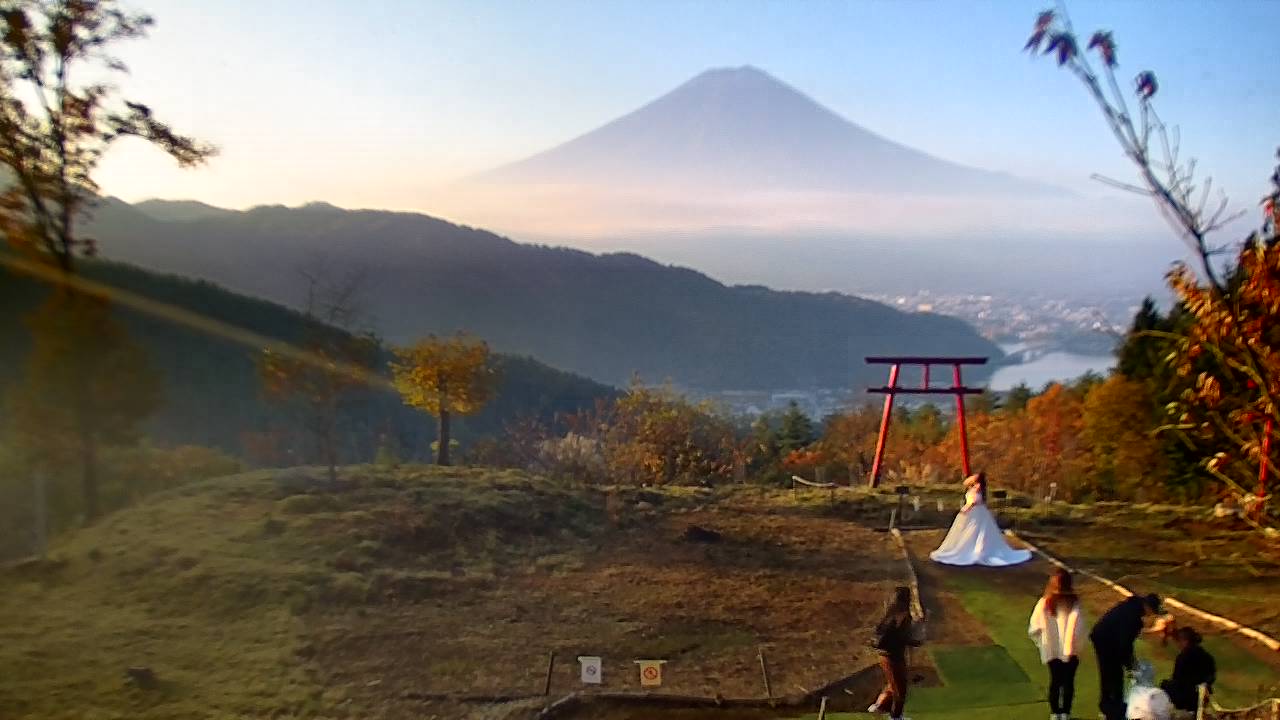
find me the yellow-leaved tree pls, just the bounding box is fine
[1080,375,1167,501]
[390,334,495,466]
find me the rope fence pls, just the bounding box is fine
[1006,531,1280,654]
[1009,531,1280,719]
[888,526,926,622]
[1207,694,1280,720]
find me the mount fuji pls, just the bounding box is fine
[476,65,1055,196]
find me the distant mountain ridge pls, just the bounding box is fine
[132,199,238,223]
[92,198,1003,391]
[476,65,1056,196]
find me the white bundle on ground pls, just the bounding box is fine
[1127,661,1174,720]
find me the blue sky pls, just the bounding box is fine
[96,0,1279,217]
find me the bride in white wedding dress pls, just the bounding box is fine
[930,472,1032,567]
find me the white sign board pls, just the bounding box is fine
[578,656,602,685]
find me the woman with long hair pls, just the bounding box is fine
[868,585,920,720]
[1028,568,1086,720]
[930,472,1032,566]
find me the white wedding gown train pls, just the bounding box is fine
[929,487,1032,567]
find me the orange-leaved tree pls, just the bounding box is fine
[259,266,378,481]
[259,330,378,481]
[816,404,883,484]
[600,383,736,486]
[390,333,494,466]
[1026,8,1279,517]
[1163,185,1280,511]
[7,291,160,522]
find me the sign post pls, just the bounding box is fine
[635,659,665,688]
[578,656,602,685]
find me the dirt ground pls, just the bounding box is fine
[8,471,1274,720]
[307,490,906,719]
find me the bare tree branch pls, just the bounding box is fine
[1090,173,1152,196]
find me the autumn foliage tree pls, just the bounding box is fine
[259,269,378,482]
[1028,8,1279,519]
[8,291,160,521]
[260,335,377,480]
[390,333,494,466]
[815,404,882,483]
[0,0,214,270]
[598,383,736,486]
[1162,194,1280,513]
[1081,375,1166,501]
[1,0,210,522]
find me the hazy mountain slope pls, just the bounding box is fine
[87,199,1003,390]
[0,256,615,457]
[478,65,1055,196]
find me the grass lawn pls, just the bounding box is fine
[1,469,909,720]
[800,531,1279,720]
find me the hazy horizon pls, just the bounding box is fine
[79,0,1279,307]
[95,1,1277,223]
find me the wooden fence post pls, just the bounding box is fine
[543,651,556,696]
[757,648,772,699]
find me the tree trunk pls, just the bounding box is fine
[437,409,451,466]
[435,376,450,466]
[324,434,338,484]
[322,403,338,484]
[80,425,99,524]
[74,371,100,524]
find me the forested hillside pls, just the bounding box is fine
[89,199,1004,389]
[0,259,615,460]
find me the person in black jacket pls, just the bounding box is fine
[1160,627,1216,711]
[1090,593,1163,720]
[868,586,920,720]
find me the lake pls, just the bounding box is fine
[987,345,1114,391]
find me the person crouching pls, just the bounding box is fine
[1160,627,1216,713]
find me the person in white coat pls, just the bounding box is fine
[1028,568,1087,720]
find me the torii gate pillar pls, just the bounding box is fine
[1258,418,1273,521]
[865,356,988,488]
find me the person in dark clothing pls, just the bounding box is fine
[869,586,920,720]
[1160,627,1216,712]
[1090,593,1163,720]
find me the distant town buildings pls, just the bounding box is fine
[871,290,1132,351]
[688,291,1135,419]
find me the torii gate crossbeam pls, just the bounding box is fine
[865,356,988,488]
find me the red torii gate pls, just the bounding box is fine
[865,356,988,488]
